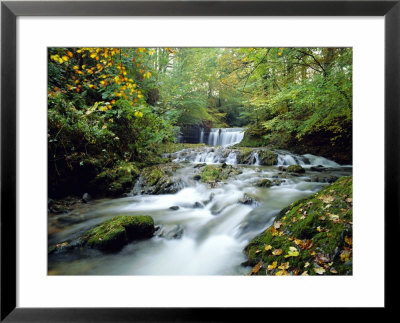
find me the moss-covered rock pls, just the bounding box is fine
[82,215,154,251]
[89,161,140,197]
[201,164,242,183]
[244,177,353,276]
[236,148,254,164]
[256,179,273,187]
[258,150,278,166]
[139,163,184,195]
[286,164,305,173]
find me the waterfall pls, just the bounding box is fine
[207,128,244,147]
[199,129,204,144]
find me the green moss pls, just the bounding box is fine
[258,150,278,166]
[256,179,273,187]
[89,161,140,197]
[201,165,221,182]
[244,177,353,275]
[83,215,154,251]
[200,165,242,183]
[235,133,268,148]
[286,164,305,173]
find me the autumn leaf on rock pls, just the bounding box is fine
[344,236,352,246]
[272,249,283,256]
[318,195,335,203]
[249,262,262,275]
[314,267,326,275]
[274,221,282,229]
[315,253,330,266]
[275,270,289,276]
[327,213,340,222]
[270,227,279,237]
[265,244,273,251]
[284,246,299,258]
[345,197,353,204]
[267,261,277,270]
[340,250,351,262]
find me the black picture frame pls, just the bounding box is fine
[1,0,398,321]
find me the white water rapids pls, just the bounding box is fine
[48,148,352,275]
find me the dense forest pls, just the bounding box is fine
[48,48,352,276]
[48,47,351,196]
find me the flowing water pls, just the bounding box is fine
[48,143,352,275]
[207,128,244,146]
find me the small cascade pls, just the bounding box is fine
[277,154,303,166]
[252,151,260,166]
[131,176,143,196]
[171,147,342,168]
[207,128,244,147]
[276,150,340,167]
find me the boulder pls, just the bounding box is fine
[286,164,305,173]
[256,179,273,187]
[201,164,242,183]
[89,162,140,197]
[139,163,184,195]
[238,193,259,206]
[169,206,180,211]
[258,150,278,166]
[82,193,92,203]
[82,215,154,251]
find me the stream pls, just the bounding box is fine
[48,129,352,275]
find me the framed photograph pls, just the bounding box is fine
[1,0,398,321]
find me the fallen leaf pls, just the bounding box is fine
[249,262,262,275]
[267,261,277,270]
[330,268,338,274]
[345,197,353,204]
[265,244,273,251]
[294,239,302,246]
[318,195,335,203]
[284,246,299,258]
[315,253,330,266]
[304,262,310,268]
[272,249,283,256]
[314,267,326,275]
[292,268,300,275]
[345,236,353,246]
[340,250,351,262]
[301,271,309,276]
[275,270,289,276]
[299,240,314,250]
[327,213,340,222]
[278,262,289,270]
[274,221,282,229]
